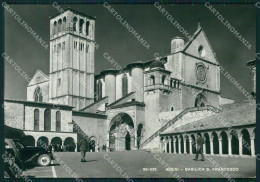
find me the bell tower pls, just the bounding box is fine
[49,8,96,110]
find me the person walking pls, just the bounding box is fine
[194,134,205,161]
[78,139,88,162]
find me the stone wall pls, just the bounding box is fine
[4,101,24,130]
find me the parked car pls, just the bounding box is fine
[5,138,53,168]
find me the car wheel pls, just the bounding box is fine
[37,154,51,166]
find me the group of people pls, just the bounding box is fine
[47,143,76,153]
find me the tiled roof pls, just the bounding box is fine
[162,100,256,135]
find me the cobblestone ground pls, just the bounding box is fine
[25,151,256,178]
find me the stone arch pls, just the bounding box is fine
[73,17,78,31]
[53,21,57,35]
[220,131,228,154]
[58,18,62,33]
[170,136,174,153]
[44,109,51,131]
[51,137,62,145]
[211,131,219,154]
[64,137,75,152]
[174,136,179,153]
[230,130,239,155]
[37,136,49,147]
[195,93,208,107]
[22,135,35,146]
[109,113,134,151]
[62,16,67,31]
[184,135,190,154]
[191,134,196,153]
[79,19,84,33]
[180,135,184,153]
[34,86,43,102]
[241,129,251,155]
[86,21,90,35]
[204,133,210,154]
[150,75,155,85]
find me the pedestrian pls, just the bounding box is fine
[78,139,88,162]
[194,133,205,161]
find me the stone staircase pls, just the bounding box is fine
[140,105,221,151]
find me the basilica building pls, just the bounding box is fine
[4,8,256,156]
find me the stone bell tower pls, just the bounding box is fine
[49,8,96,110]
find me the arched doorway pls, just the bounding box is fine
[22,135,35,146]
[51,137,62,152]
[180,135,184,153]
[195,93,208,107]
[109,113,134,151]
[175,136,179,153]
[64,137,75,152]
[191,134,196,154]
[185,136,190,154]
[212,132,219,154]
[220,131,228,154]
[231,131,239,155]
[37,136,49,148]
[204,133,210,154]
[241,129,251,155]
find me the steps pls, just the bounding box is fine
[140,105,220,150]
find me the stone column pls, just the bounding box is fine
[228,136,232,155]
[210,139,214,155]
[219,139,222,155]
[189,139,193,154]
[184,139,187,154]
[169,138,172,153]
[164,140,168,153]
[106,132,110,152]
[134,130,138,150]
[239,137,243,156]
[203,142,206,155]
[250,138,255,156]
[178,137,181,154]
[173,138,176,154]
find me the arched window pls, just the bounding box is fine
[58,19,62,33]
[62,17,66,31]
[122,74,128,97]
[44,109,51,131]
[34,109,39,131]
[73,17,77,32]
[174,80,176,88]
[34,87,43,102]
[162,75,166,85]
[170,107,174,111]
[195,93,208,107]
[79,19,84,33]
[86,21,90,35]
[97,80,102,100]
[56,111,61,132]
[53,21,57,35]
[150,75,155,85]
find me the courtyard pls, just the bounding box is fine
[24,151,256,178]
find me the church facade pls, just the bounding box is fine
[4,8,256,156]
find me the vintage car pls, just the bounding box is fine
[5,138,53,167]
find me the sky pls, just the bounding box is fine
[4,4,256,102]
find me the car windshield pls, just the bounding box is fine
[14,140,26,150]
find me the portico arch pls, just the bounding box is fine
[22,135,35,146]
[109,113,135,151]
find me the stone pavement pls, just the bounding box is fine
[25,151,256,178]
